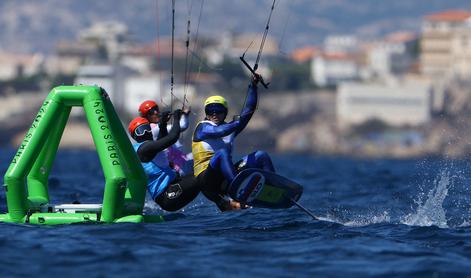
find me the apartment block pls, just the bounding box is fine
[420,10,471,79]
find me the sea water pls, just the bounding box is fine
[0,149,470,277]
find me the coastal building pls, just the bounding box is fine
[324,35,358,53]
[420,10,471,79]
[46,41,98,75]
[203,32,278,79]
[123,75,164,115]
[75,65,194,116]
[0,52,44,81]
[336,80,431,130]
[78,21,131,62]
[204,32,279,65]
[309,35,364,87]
[311,52,360,87]
[450,25,471,79]
[74,64,136,111]
[46,21,134,76]
[121,36,186,74]
[124,75,194,115]
[366,32,418,79]
[290,46,319,64]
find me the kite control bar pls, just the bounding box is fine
[240,54,270,89]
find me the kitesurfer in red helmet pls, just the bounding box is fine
[128,110,199,211]
[138,100,193,176]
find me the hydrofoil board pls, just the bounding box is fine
[227,169,303,209]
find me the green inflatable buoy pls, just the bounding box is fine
[0,85,172,225]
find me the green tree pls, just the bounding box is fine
[269,61,314,91]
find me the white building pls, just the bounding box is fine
[311,52,359,87]
[79,21,131,61]
[0,52,44,81]
[75,66,195,116]
[367,32,417,78]
[420,10,471,78]
[337,80,431,129]
[324,35,358,53]
[124,75,195,115]
[450,24,471,79]
[123,75,163,115]
[74,64,135,111]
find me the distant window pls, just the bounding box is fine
[438,22,449,32]
[424,22,434,30]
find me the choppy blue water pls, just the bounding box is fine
[1,149,470,277]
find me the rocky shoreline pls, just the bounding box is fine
[3,85,471,159]
[237,85,471,159]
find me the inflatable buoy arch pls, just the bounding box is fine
[0,86,172,224]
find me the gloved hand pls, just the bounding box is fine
[173,109,182,120]
[160,111,171,124]
[182,106,191,115]
[252,73,262,86]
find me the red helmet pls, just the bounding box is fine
[139,100,159,117]
[128,117,151,140]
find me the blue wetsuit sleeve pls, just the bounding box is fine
[194,121,240,141]
[235,83,258,136]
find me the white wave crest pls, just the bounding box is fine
[401,170,450,228]
[343,211,391,227]
[318,211,390,227]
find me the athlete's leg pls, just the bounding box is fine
[155,175,200,211]
[195,166,244,212]
[238,150,275,172]
[209,148,237,183]
[194,165,227,209]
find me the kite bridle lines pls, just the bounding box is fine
[239,0,276,89]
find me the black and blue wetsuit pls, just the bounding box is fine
[192,82,275,210]
[135,111,199,211]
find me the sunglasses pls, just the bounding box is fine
[205,104,227,116]
[134,123,152,137]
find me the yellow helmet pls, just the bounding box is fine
[204,95,228,109]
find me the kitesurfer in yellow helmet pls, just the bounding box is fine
[192,73,275,211]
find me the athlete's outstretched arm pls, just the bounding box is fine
[157,111,171,139]
[194,76,260,141]
[138,110,182,162]
[165,112,189,132]
[235,81,258,136]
